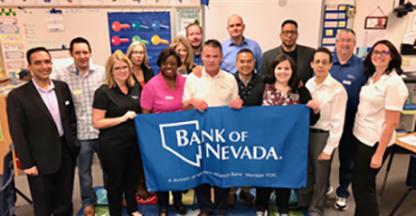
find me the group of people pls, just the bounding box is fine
[6,14,409,216]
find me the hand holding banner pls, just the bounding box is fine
[135,105,309,191]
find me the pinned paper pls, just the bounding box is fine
[325,29,334,37]
[48,9,64,32]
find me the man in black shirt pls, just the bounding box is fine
[228,48,265,208]
[235,48,265,106]
[260,19,315,85]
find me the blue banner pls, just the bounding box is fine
[135,105,309,191]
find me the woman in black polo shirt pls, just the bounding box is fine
[92,50,142,216]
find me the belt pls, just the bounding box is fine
[310,128,329,133]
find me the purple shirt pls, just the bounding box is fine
[32,79,64,136]
[140,73,186,113]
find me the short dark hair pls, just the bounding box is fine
[202,39,222,53]
[281,19,298,29]
[312,47,333,63]
[69,37,91,52]
[364,40,403,76]
[26,47,51,64]
[236,48,254,59]
[157,47,182,67]
[185,21,203,36]
[264,54,300,92]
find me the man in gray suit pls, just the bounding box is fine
[260,19,315,84]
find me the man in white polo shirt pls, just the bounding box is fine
[183,39,243,216]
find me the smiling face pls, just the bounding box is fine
[174,43,188,63]
[70,42,91,71]
[371,43,392,70]
[335,31,356,58]
[236,51,255,76]
[311,51,332,79]
[129,44,145,66]
[186,24,203,49]
[112,60,130,84]
[160,55,179,79]
[274,59,293,85]
[28,50,52,82]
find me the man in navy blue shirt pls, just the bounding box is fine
[330,29,367,210]
[221,15,262,74]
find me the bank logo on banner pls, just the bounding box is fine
[159,120,282,168]
[160,120,202,167]
[135,105,309,191]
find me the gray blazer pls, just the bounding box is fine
[260,44,315,84]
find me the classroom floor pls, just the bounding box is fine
[14,150,416,216]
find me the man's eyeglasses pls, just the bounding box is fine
[281,30,298,36]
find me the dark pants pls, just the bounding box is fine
[352,137,390,216]
[298,130,331,216]
[255,187,290,213]
[99,138,140,215]
[27,138,76,216]
[196,184,229,214]
[157,191,183,209]
[336,118,357,198]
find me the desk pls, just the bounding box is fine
[395,132,416,153]
[384,133,416,216]
[381,133,416,196]
[0,81,32,205]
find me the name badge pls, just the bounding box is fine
[72,89,82,96]
[165,96,174,100]
[131,95,139,99]
[342,80,352,85]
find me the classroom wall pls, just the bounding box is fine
[204,0,324,52]
[352,0,416,71]
[3,0,416,71]
[353,0,408,48]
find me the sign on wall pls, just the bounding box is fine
[108,11,171,72]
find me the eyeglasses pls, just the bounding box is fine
[336,38,354,43]
[312,60,330,66]
[281,30,298,35]
[131,51,144,55]
[372,50,390,57]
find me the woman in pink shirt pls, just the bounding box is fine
[140,48,187,216]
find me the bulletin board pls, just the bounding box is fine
[320,4,354,52]
[108,11,172,71]
[3,4,202,68]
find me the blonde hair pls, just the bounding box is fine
[126,41,151,70]
[170,36,194,71]
[104,50,135,88]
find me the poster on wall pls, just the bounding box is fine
[0,13,25,80]
[108,12,171,73]
[176,8,201,36]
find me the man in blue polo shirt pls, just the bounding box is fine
[330,28,367,211]
[221,14,262,74]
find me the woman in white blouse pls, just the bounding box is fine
[352,40,408,216]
